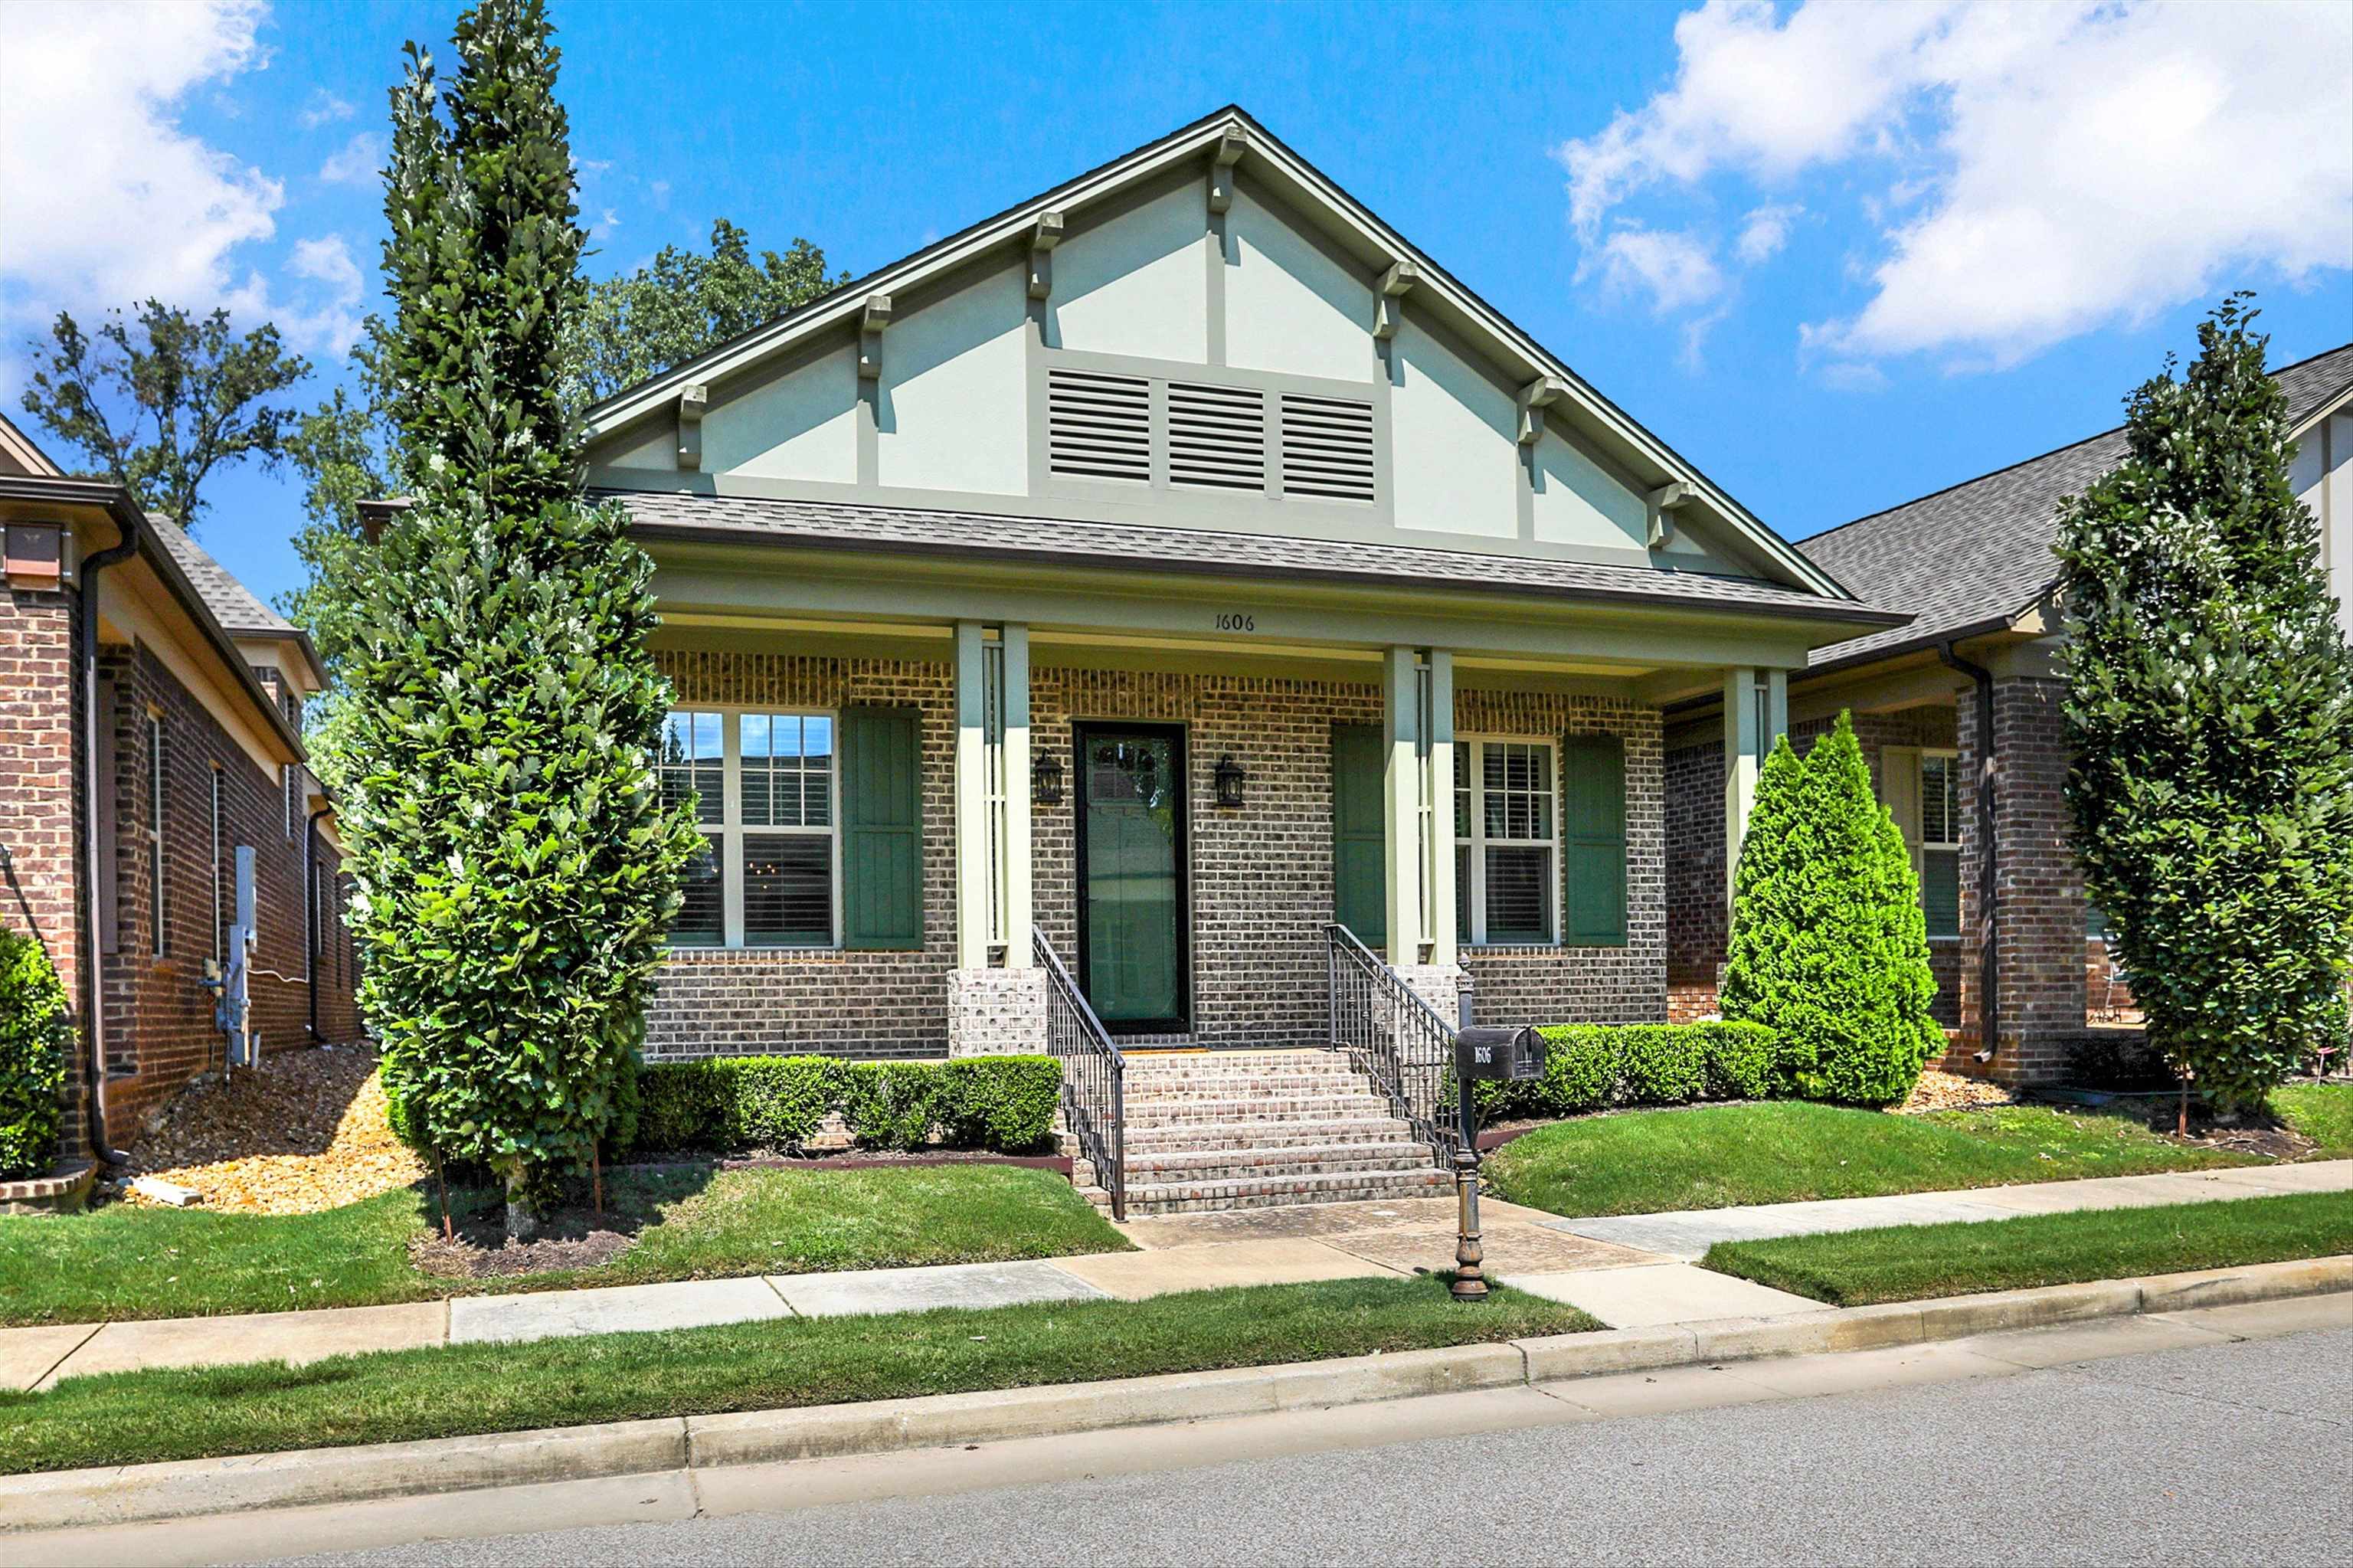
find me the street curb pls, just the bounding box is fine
[7,1254,2349,1533]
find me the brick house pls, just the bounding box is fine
[0,413,363,1169]
[1664,342,2353,1086]
[567,108,1905,1211]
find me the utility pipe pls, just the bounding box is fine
[1937,641,2000,1069]
[80,513,139,1164]
[305,801,331,1041]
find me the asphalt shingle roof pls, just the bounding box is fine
[1802,342,2353,670]
[146,514,296,636]
[605,489,1904,626]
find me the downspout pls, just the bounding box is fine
[305,803,330,1042]
[1937,641,2000,1069]
[80,513,139,1163]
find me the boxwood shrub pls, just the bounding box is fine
[1475,1021,1782,1124]
[630,1054,1062,1156]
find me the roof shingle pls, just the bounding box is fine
[146,515,296,636]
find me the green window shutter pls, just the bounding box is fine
[842,706,924,950]
[1563,733,1627,948]
[1331,723,1386,950]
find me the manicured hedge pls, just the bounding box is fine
[630,1054,1063,1156]
[0,926,70,1180]
[1475,1022,1782,1124]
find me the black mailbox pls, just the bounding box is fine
[1456,1024,1543,1082]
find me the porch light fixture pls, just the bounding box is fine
[1032,748,1065,807]
[1213,755,1248,809]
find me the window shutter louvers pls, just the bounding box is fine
[842,706,924,950]
[1167,381,1267,492]
[1563,734,1628,948]
[1046,368,1152,483]
[1278,392,1377,502]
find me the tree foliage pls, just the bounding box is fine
[0,926,71,1181]
[16,302,311,529]
[343,0,699,1229]
[1720,715,1943,1106]
[2054,296,2353,1110]
[560,219,846,415]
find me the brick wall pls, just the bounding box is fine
[98,643,363,1137]
[643,653,1671,1058]
[1963,675,2086,1084]
[0,578,87,1157]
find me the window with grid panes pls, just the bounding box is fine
[1919,751,1961,938]
[1453,738,1559,944]
[661,709,838,948]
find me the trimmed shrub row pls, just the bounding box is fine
[630,1054,1064,1156]
[1474,1022,1782,1124]
[0,926,71,1180]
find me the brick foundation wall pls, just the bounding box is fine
[0,577,87,1159]
[644,653,1671,1058]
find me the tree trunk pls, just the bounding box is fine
[504,1168,540,1241]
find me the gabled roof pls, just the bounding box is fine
[607,489,1907,627]
[585,106,1853,604]
[146,515,296,637]
[1801,341,2353,673]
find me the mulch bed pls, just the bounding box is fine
[407,1200,650,1279]
[623,1149,1071,1174]
[1896,1068,2021,1115]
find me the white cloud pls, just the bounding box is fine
[0,0,281,325]
[273,234,366,355]
[318,133,385,186]
[298,88,352,129]
[1589,227,1726,315]
[1556,0,2353,368]
[1735,203,1801,264]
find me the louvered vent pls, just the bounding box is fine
[1279,393,1377,503]
[1167,381,1267,493]
[1046,368,1151,483]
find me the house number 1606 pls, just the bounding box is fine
[1216,612,1255,632]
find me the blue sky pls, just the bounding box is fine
[3,0,2348,614]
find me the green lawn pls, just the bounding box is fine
[0,1275,1595,1476]
[1704,1190,2353,1306]
[0,1164,1129,1327]
[1483,1099,2284,1218]
[2276,1082,2353,1157]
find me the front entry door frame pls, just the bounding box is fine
[1072,721,1192,1035]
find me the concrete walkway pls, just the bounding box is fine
[6,1163,2345,1391]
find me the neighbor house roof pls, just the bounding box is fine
[607,489,1909,628]
[1800,341,2353,674]
[147,514,326,689]
[585,106,1854,605]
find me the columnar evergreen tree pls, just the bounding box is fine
[1721,715,1943,1105]
[2055,297,2353,1112]
[344,0,699,1232]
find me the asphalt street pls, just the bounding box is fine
[256,1321,2352,1568]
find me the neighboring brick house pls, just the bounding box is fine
[556,107,1906,1211]
[0,413,363,1169]
[1664,342,2353,1086]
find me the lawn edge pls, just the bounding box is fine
[8,1253,2348,1534]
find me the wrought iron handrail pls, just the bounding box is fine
[1324,922,1459,1165]
[1036,931,1126,1220]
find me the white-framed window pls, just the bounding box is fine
[661,708,839,949]
[1919,750,1961,940]
[146,711,167,958]
[1453,736,1559,946]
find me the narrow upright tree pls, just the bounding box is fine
[344,0,699,1232]
[1722,715,1942,1105]
[2055,297,2353,1113]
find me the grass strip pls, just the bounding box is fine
[1481,1098,2317,1218]
[0,1275,1595,1477]
[1703,1190,2353,1306]
[0,1164,1131,1327]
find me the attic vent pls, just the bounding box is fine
[1046,368,1151,483]
[1167,381,1266,493]
[1278,393,1376,503]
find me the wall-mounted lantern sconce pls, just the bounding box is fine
[1032,749,1065,807]
[1213,754,1248,809]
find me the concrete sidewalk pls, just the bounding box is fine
[5,1163,2345,1391]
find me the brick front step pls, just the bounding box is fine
[1120,1144,1439,1183]
[1118,1117,1414,1153]
[1083,1165,1453,1215]
[1119,1097,1398,1128]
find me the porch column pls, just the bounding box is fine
[948,621,1043,1058]
[952,621,992,969]
[1382,647,1424,965]
[1723,666,1790,904]
[1001,624,1034,967]
[1425,650,1458,969]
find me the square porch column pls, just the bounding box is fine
[1723,666,1789,904]
[1381,647,1425,966]
[950,622,1042,1056]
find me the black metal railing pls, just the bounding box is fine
[1037,931,1126,1219]
[1325,923,1459,1166]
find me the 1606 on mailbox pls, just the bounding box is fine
[1455,1024,1543,1082]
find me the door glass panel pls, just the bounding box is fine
[1082,732,1183,1026]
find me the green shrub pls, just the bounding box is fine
[939,1057,1062,1152]
[1700,1022,1777,1101]
[0,928,70,1180]
[1615,1026,1710,1105]
[1530,1027,1620,1116]
[633,1056,840,1153]
[839,1062,947,1153]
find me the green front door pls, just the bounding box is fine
[1076,725,1187,1032]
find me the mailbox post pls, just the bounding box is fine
[1451,1024,1543,1302]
